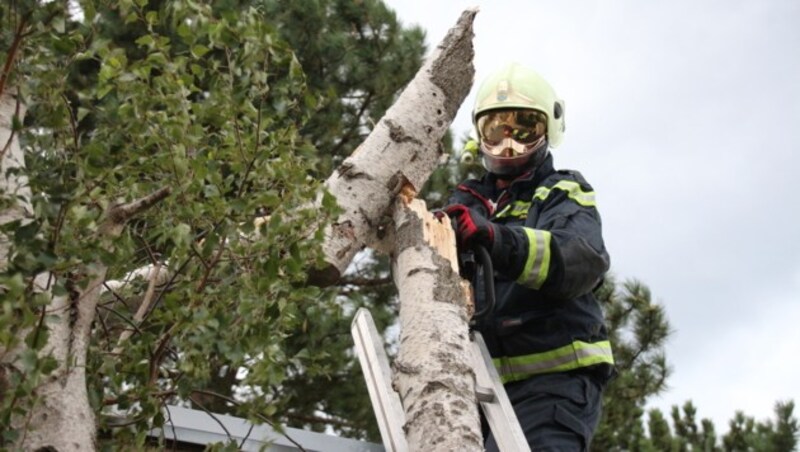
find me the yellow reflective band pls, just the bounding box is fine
[517,228,551,289]
[495,201,531,219]
[492,340,614,384]
[534,180,596,207]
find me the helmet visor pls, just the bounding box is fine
[476,109,548,153]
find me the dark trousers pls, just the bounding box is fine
[483,371,604,451]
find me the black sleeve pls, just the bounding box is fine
[489,176,610,300]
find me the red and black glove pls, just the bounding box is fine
[442,204,495,248]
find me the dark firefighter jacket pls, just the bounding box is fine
[448,153,615,384]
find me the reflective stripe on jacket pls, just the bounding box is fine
[448,153,614,383]
[493,340,614,384]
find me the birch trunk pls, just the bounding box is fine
[391,192,482,451]
[311,8,484,449]
[313,7,477,286]
[0,94,30,266]
[1,93,170,450]
[21,190,170,451]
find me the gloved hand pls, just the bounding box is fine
[442,204,495,249]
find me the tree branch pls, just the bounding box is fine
[188,394,235,441]
[189,389,308,451]
[106,186,172,227]
[0,13,30,98]
[330,90,374,157]
[112,262,162,354]
[0,93,23,161]
[102,263,168,294]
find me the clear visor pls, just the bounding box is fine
[476,109,548,156]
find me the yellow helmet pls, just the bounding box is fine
[473,62,565,148]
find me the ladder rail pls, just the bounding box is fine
[351,308,408,452]
[471,332,531,452]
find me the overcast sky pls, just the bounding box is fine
[386,0,800,432]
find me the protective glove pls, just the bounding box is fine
[442,204,495,249]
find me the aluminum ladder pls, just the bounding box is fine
[351,308,530,451]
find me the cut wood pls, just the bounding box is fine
[391,191,481,451]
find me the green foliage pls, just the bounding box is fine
[672,401,702,450]
[643,402,800,452]
[722,401,798,452]
[593,276,673,449]
[1,0,340,446]
[648,408,676,451]
[0,0,81,434]
[274,252,396,440]
[1,0,429,446]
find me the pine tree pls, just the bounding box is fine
[255,0,427,174]
[672,401,702,450]
[771,401,799,452]
[722,402,798,452]
[648,408,676,452]
[592,276,672,449]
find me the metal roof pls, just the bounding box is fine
[150,405,384,451]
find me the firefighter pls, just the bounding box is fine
[442,62,615,451]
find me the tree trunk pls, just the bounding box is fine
[1,93,90,450]
[391,191,482,451]
[312,8,484,449]
[0,93,30,267]
[2,94,170,450]
[313,7,477,286]
[20,191,170,451]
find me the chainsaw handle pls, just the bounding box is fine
[470,244,495,326]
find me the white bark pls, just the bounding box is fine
[0,93,30,267]
[315,8,477,285]
[18,188,171,451]
[391,196,481,451]
[0,93,45,367]
[311,8,483,449]
[102,262,170,294]
[111,262,165,354]
[1,97,170,449]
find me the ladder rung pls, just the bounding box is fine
[475,385,495,403]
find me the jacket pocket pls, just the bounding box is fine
[493,310,569,357]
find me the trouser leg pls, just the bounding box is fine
[483,372,603,452]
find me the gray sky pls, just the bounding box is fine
[387,0,800,432]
